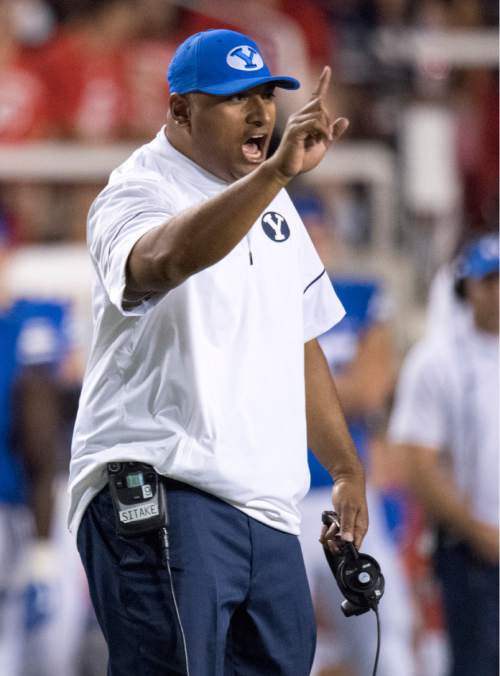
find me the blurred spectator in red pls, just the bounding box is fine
[181,0,330,68]
[37,0,137,140]
[122,0,183,140]
[0,0,52,141]
[281,0,331,66]
[454,69,499,229]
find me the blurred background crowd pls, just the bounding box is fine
[0,1,498,675]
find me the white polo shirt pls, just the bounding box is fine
[68,129,345,536]
[389,319,499,528]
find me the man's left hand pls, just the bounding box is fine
[320,473,368,551]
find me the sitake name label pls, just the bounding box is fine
[119,503,159,523]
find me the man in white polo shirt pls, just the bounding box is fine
[70,29,368,675]
[389,234,499,676]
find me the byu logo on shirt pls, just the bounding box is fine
[261,212,290,242]
[226,45,264,71]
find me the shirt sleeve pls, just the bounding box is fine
[300,224,345,342]
[388,339,449,450]
[88,176,175,316]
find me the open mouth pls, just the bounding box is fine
[242,134,267,163]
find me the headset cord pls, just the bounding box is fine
[158,527,191,676]
[371,606,381,676]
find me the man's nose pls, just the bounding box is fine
[246,96,271,126]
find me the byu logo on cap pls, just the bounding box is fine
[226,45,264,71]
[261,212,290,242]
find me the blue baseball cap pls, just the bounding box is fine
[167,29,300,96]
[459,234,499,279]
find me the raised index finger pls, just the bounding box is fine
[311,65,331,100]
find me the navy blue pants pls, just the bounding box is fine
[434,538,499,676]
[77,479,316,675]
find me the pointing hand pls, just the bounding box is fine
[267,66,349,183]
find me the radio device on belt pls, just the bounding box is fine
[107,462,167,536]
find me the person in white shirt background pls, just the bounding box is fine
[389,232,499,676]
[70,29,368,675]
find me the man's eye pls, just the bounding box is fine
[230,94,246,102]
[264,92,276,100]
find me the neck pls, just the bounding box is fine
[165,125,195,163]
[164,126,229,183]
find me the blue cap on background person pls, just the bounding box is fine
[459,234,499,280]
[167,29,300,96]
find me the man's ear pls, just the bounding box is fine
[170,93,191,127]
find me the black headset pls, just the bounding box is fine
[453,256,468,300]
[321,511,385,617]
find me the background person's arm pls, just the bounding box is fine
[396,442,499,564]
[305,338,368,548]
[334,323,397,417]
[14,365,60,539]
[334,320,403,490]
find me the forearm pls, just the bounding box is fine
[399,444,477,540]
[333,324,397,417]
[17,369,59,539]
[332,371,367,417]
[305,339,364,480]
[28,468,54,539]
[305,339,368,545]
[127,161,288,294]
[334,370,390,418]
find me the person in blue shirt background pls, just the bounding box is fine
[0,217,69,676]
[297,194,416,676]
